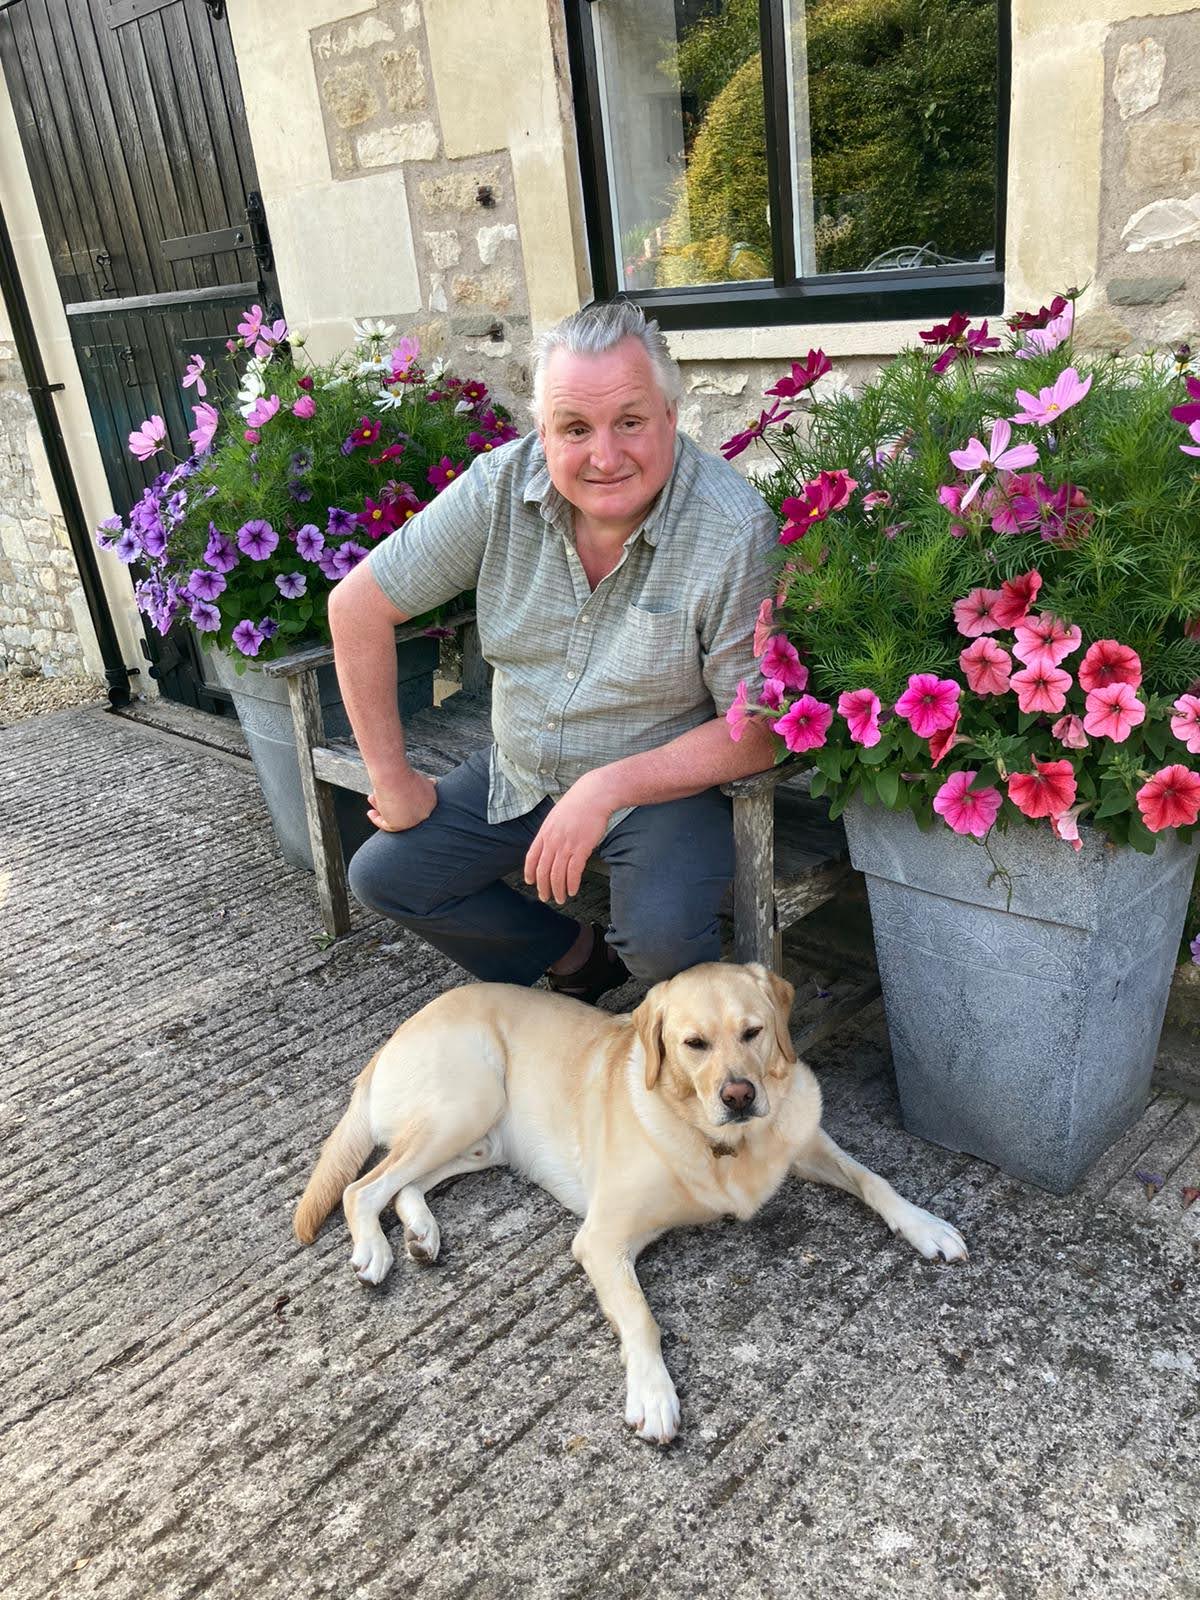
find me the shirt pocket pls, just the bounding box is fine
[595,603,697,698]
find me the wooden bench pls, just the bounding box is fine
[263,622,880,1029]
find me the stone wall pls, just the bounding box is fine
[0,340,90,676]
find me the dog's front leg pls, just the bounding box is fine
[792,1128,968,1262]
[572,1223,679,1445]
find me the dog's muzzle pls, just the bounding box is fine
[718,1077,760,1122]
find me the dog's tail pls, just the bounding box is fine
[293,1052,379,1244]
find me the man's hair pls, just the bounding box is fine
[530,300,682,425]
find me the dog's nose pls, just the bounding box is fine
[720,1078,756,1115]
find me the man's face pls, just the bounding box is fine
[537,338,677,533]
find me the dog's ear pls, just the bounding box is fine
[748,963,797,1067]
[633,983,668,1090]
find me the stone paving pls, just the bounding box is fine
[2,706,1198,1600]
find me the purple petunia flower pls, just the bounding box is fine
[317,549,342,581]
[326,506,356,537]
[189,599,221,632]
[275,571,307,599]
[188,568,227,601]
[258,617,279,640]
[140,519,167,559]
[288,449,313,476]
[167,490,187,521]
[288,482,313,503]
[236,519,279,560]
[114,530,142,564]
[331,541,368,577]
[295,524,324,561]
[204,527,239,573]
[231,619,266,656]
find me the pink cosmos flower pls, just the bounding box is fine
[895,673,960,738]
[991,570,1043,630]
[837,688,882,748]
[752,598,775,658]
[1010,367,1092,427]
[292,394,317,420]
[1170,694,1200,755]
[188,402,219,455]
[1015,303,1073,359]
[726,680,752,741]
[390,336,421,376]
[928,715,967,766]
[959,636,1012,696]
[953,587,1004,638]
[1077,639,1142,693]
[1011,663,1073,715]
[764,349,831,399]
[861,490,892,513]
[1051,801,1087,851]
[1180,420,1200,457]
[1083,682,1146,742]
[760,633,808,692]
[1136,765,1200,832]
[128,414,167,461]
[938,483,971,538]
[1007,759,1078,820]
[236,304,264,344]
[932,771,1003,837]
[244,393,281,428]
[181,353,206,397]
[948,420,1039,509]
[252,317,288,360]
[1051,713,1089,749]
[1012,613,1083,672]
[243,429,260,445]
[772,695,834,754]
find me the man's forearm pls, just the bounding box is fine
[583,715,777,814]
[329,597,410,782]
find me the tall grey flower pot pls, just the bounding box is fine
[209,638,439,872]
[842,796,1200,1193]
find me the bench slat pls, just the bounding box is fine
[260,608,478,678]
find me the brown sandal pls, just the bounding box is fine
[546,923,630,1005]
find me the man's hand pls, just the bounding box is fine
[524,774,613,903]
[367,766,438,832]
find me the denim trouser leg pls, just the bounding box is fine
[347,748,735,987]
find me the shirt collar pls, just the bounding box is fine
[523,433,685,548]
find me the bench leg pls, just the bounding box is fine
[731,791,780,970]
[288,673,351,937]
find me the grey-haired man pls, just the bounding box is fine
[329,300,777,1002]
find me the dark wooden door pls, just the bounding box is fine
[0,0,282,709]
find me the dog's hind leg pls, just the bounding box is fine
[394,1131,502,1264]
[791,1128,968,1263]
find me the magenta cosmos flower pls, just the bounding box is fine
[894,673,960,738]
[128,414,167,461]
[1170,374,1200,427]
[1083,682,1146,742]
[953,587,1004,638]
[1078,640,1142,694]
[428,456,465,493]
[1010,367,1092,427]
[959,637,1012,696]
[779,469,857,544]
[1170,694,1200,755]
[1007,759,1077,820]
[919,313,1000,374]
[720,400,791,461]
[759,634,808,692]
[772,694,833,754]
[932,771,1002,837]
[949,420,1039,509]
[764,349,831,399]
[1012,613,1083,672]
[1136,765,1200,832]
[837,688,882,747]
[1011,663,1073,715]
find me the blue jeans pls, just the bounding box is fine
[347,749,734,985]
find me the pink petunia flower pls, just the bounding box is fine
[1010,367,1092,427]
[764,349,831,399]
[932,770,1003,837]
[928,715,967,766]
[1078,639,1142,694]
[128,414,167,461]
[838,688,882,748]
[1170,694,1200,755]
[753,598,775,658]
[1012,613,1083,672]
[895,673,960,738]
[1011,664,1073,715]
[1051,801,1087,851]
[181,353,207,397]
[772,694,834,754]
[188,402,219,455]
[760,634,808,692]
[948,420,1039,510]
[726,680,752,742]
[759,677,787,711]
[1007,759,1078,820]
[1051,713,1089,749]
[991,570,1043,630]
[1136,765,1200,832]
[953,587,1004,638]
[960,636,1013,696]
[1083,682,1146,742]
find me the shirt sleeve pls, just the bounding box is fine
[363,455,493,616]
[698,506,779,715]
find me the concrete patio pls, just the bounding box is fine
[1,703,1198,1600]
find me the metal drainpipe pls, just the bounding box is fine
[0,196,133,707]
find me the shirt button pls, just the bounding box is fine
[545,719,555,730]
[580,614,591,625]
[566,670,576,681]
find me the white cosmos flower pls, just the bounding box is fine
[355,355,390,377]
[374,384,407,409]
[235,366,266,418]
[353,317,398,346]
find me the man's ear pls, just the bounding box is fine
[748,963,797,1067]
[632,982,668,1090]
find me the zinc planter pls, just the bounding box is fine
[209,637,438,872]
[843,796,1200,1193]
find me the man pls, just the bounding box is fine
[329,300,778,1003]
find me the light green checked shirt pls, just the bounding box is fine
[365,429,779,828]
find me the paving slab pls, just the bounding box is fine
[1,707,1197,1600]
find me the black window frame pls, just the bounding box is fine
[564,0,1012,331]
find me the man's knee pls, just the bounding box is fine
[612,903,722,986]
[347,830,440,921]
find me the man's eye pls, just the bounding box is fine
[684,1037,708,1051]
[742,1025,763,1043]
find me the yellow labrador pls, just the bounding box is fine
[294,962,967,1444]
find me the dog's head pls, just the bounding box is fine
[631,962,797,1138]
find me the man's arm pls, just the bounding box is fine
[328,562,437,832]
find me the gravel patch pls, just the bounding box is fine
[0,668,109,727]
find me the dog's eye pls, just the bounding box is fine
[684,1037,709,1051]
[741,1025,763,1043]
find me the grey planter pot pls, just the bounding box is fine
[209,637,439,872]
[843,796,1200,1193]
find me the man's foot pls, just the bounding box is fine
[546,923,630,1005]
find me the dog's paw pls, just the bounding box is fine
[895,1203,968,1263]
[625,1362,680,1445]
[404,1215,440,1265]
[350,1233,394,1286]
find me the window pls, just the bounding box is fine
[565,0,1009,329]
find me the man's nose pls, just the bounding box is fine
[589,430,621,471]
